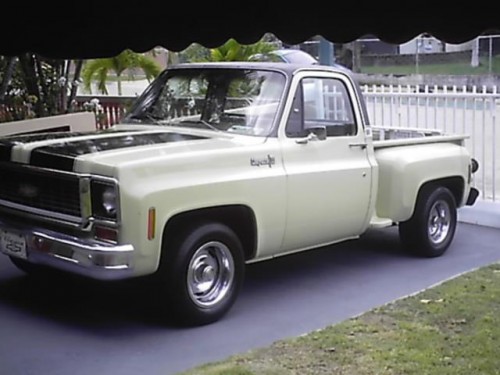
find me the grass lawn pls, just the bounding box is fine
[179,263,500,375]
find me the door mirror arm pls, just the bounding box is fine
[295,126,327,144]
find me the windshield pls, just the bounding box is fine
[124,68,286,137]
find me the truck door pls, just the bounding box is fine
[279,72,373,252]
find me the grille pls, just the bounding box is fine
[0,164,81,217]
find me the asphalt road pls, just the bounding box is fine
[0,222,499,375]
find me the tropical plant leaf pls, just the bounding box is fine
[81,50,161,95]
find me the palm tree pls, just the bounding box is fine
[208,38,278,62]
[180,37,279,63]
[82,49,161,95]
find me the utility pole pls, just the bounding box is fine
[319,37,334,66]
[471,37,480,68]
[489,36,493,74]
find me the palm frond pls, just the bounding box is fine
[206,38,278,62]
[81,49,161,95]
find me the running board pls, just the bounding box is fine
[369,216,394,229]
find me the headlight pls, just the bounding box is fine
[91,180,118,220]
[102,187,117,215]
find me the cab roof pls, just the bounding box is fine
[168,61,355,79]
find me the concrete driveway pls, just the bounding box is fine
[0,204,499,375]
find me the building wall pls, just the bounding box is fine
[445,40,475,53]
[399,36,444,54]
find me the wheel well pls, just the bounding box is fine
[419,176,464,206]
[162,205,257,261]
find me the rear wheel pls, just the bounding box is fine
[399,185,457,257]
[157,222,244,326]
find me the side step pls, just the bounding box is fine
[369,216,394,229]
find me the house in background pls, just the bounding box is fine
[399,35,445,54]
[357,35,399,54]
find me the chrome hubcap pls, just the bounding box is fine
[428,199,451,244]
[187,241,234,308]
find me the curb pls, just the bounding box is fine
[458,200,500,229]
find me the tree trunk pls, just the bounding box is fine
[337,45,353,70]
[35,55,56,115]
[0,56,17,102]
[18,53,46,118]
[67,59,83,112]
[167,50,179,66]
[60,60,70,113]
[117,73,122,96]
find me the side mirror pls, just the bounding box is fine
[308,126,327,140]
[296,126,327,144]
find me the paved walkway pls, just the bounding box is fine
[458,199,500,229]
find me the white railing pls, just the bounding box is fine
[362,84,499,202]
[75,85,499,202]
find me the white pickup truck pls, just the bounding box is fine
[0,62,479,325]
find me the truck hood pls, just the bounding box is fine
[0,126,264,173]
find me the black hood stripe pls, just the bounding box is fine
[30,132,206,171]
[0,129,126,163]
[0,125,73,161]
[2,130,112,143]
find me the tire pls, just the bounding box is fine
[157,222,245,326]
[399,185,457,257]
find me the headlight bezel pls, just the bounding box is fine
[90,178,120,222]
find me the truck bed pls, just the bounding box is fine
[371,126,468,149]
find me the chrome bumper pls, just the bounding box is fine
[0,218,134,280]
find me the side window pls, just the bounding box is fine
[286,77,357,138]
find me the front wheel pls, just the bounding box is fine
[399,186,457,257]
[157,222,244,326]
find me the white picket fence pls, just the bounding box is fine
[361,84,500,202]
[78,83,499,202]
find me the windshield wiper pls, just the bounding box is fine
[179,119,221,132]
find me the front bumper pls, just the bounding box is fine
[0,218,134,280]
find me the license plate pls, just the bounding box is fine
[0,230,27,259]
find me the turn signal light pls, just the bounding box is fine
[32,236,52,252]
[95,226,118,243]
[148,207,156,240]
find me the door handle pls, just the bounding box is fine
[349,142,367,149]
